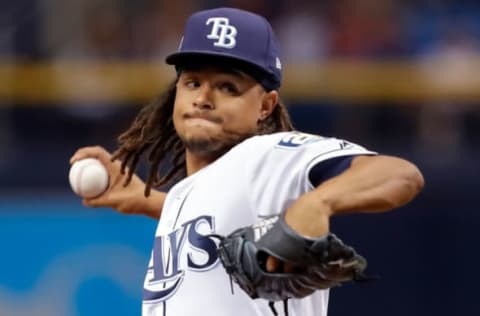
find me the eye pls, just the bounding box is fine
[219,82,239,94]
[184,78,200,89]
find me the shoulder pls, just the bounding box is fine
[227,131,337,170]
[238,131,350,153]
[227,131,376,169]
[233,131,376,170]
[240,131,326,149]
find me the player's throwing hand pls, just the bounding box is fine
[70,146,164,217]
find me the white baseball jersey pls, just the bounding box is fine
[142,131,376,316]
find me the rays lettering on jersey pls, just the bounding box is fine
[143,215,218,302]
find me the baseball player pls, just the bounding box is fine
[70,7,424,316]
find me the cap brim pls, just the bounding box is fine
[166,51,280,91]
[166,51,272,77]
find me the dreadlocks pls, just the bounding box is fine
[112,80,295,196]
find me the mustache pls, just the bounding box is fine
[184,112,223,123]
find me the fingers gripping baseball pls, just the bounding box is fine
[69,146,147,214]
[70,146,112,168]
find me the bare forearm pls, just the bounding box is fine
[285,155,424,237]
[315,155,424,215]
[83,174,165,219]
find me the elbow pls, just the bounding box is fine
[391,162,425,208]
[407,163,425,195]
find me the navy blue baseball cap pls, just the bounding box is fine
[166,7,282,91]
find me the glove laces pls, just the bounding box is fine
[268,300,289,316]
[209,233,290,316]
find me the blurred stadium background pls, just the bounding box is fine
[0,0,478,315]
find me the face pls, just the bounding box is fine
[173,66,278,157]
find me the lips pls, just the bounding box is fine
[184,112,222,123]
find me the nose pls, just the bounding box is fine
[193,83,214,109]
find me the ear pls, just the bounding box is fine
[259,90,279,120]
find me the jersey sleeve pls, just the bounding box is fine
[242,132,376,218]
[303,137,377,188]
[308,155,355,187]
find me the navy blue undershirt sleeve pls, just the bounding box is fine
[308,155,357,187]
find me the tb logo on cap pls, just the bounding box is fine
[206,17,237,48]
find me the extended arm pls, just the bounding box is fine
[264,154,424,272]
[285,155,425,237]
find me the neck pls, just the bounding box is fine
[185,150,221,176]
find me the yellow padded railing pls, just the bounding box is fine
[1,60,479,104]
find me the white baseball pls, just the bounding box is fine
[69,158,109,198]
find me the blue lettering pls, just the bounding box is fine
[150,228,187,282]
[186,216,218,270]
[143,215,218,302]
[143,277,183,301]
[277,132,321,148]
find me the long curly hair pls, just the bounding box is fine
[112,80,294,196]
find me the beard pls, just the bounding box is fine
[181,128,255,158]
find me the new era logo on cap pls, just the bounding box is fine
[165,7,282,90]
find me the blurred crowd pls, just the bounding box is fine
[1,0,479,61]
[0,0,479,193]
